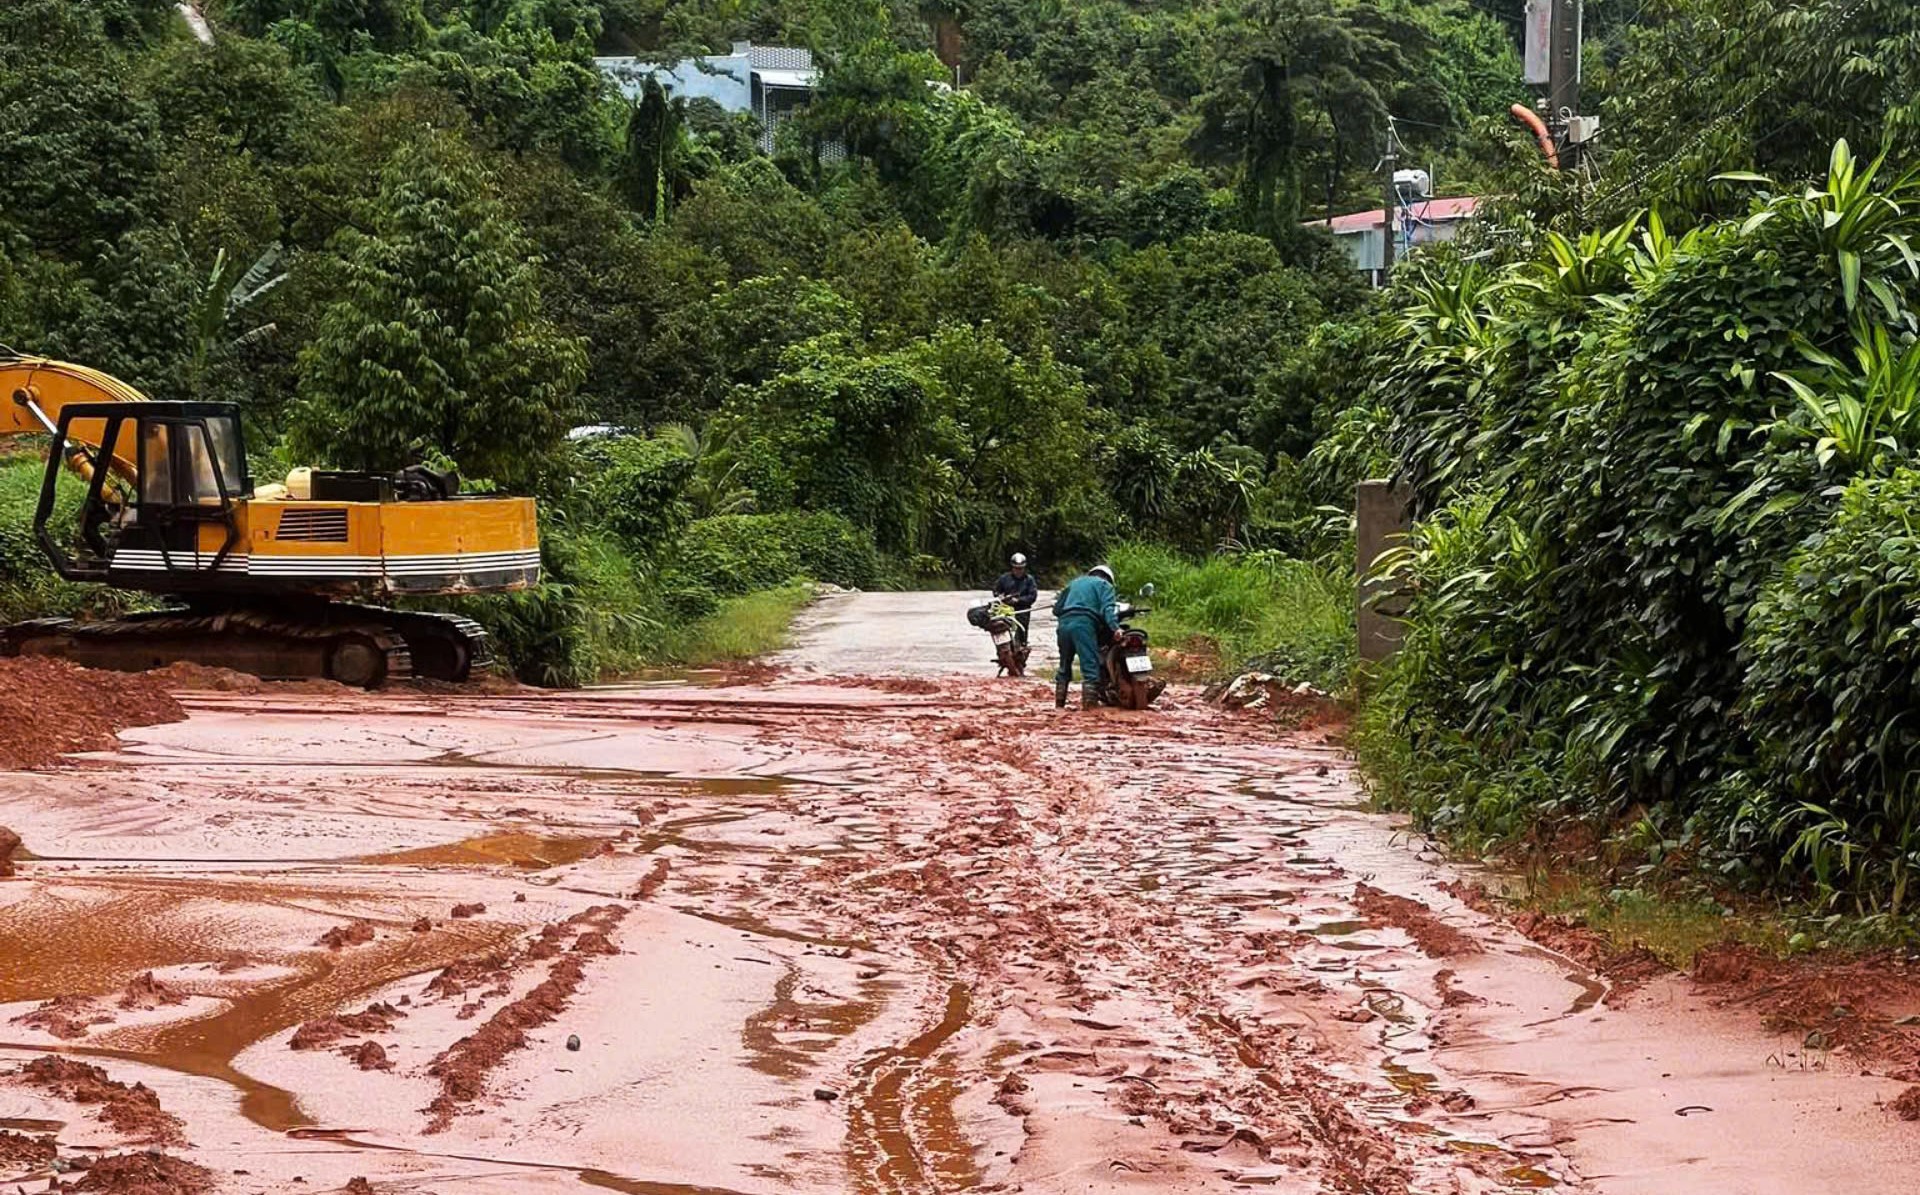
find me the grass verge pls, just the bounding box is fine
[1108,541,1353,691]
[651,580,814,667]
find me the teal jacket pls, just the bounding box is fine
[1053,573,1119,631]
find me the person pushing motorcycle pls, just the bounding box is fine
[1053,564,1119,709]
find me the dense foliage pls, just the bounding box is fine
[5,0,1517,683]
[1357,142,1920,914]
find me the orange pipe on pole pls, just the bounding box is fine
[1509,103,1559,170]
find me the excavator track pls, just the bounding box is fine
[335,606,494,682]
[0,608,414,688]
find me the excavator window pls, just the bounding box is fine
[137,414,246,508]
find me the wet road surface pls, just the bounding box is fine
[0,592,1915,1193]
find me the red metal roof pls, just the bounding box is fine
[1318,196,1479,234]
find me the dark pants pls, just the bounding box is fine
[1054,612,1101,689]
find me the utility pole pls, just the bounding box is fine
[1524,0,1591,170]
[1548,0,1582,165]
[1380,116,1399,280]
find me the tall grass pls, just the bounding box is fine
[654,580,814,666]
[1109,541,1354,692]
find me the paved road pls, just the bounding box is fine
[775,587,1060,677]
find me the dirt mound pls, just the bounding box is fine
[343,1040,392,1071]
[0,658,183,770]
[142,661,263,692]
[0,1129,55,1170]
[69,1150,212,1194]
[449,902,486,919]
[1893,1086,1920,1121]
[345,1179,376,1195]
[317,921,375,950]
[117,971,185,1011]
[290,1002,404,1051]
[1700,949,1920,1072]
[423,905,628,1131]
[12,994,111,1039]
[0,824,19,877]
[19,1057,182,1144]
[1354,883,1480,958]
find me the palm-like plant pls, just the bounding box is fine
[1773,318,1920,471]
[185,243,286,390]
[659,421,757,518]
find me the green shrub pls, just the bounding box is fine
[1109,540,1354,692]
[1740,468,1920,911]
[672,511,888,595]
[574,434,694,558]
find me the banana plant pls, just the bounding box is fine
[185,243,287,390]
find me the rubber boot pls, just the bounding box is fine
[1081,687,1101,710]
[1054,675,1069,709]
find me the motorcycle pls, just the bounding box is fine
[1094,587,1164,710]
[967,596,1031,676]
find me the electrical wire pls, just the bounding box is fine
[1587,0,1875,210]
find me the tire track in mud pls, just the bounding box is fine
[843,980,979,1195]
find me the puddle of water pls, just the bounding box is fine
[1304,920,1373,937]
[846,982,978,1193]
[1504,1164,1558,1188]
[742,965,888,1080]
[287,1128,755,1194]
[1382,1060,1438,1096]
[362,832,605,869]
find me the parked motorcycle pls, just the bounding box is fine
[1095,588,1164,710]
[967,596,1031,676]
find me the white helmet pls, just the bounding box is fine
[1010,552,1027,566]
[1089,564,1114,582]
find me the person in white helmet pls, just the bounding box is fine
[1051,563,1119,709]
[991,552,1038,639]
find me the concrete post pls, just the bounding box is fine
[1356,479,1412,662]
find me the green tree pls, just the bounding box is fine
[292,135,587,484]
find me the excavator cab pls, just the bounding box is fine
[35,401,248,582]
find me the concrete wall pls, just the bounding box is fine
[1355,479,1412,662]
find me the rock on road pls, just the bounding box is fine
[0,591,1913,1194]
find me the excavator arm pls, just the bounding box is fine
[1,355,146,483]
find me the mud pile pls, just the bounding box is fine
[0,657,183,769]
[17,1057,182,1144]
[69,1151,213,1194]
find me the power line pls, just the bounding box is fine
[1586,0,1874,211]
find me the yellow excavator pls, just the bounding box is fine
[0,354,541,686]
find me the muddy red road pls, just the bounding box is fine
[2,599,1917,1193]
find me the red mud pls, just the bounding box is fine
[12,994,111,1039]
[423,905,628,1131]
[345,1178,376,1195]
[449,902,486,919]
[1893,1086,1920,1121]
[0,658,182,770]
[0,823,19,877]
[289,1003,404,1051]
[69,1150,213,1194]
[17,1057,182,1145]
[1694,944,1920,1075]
[343,1041,393,1071]
[316,921,376,950]
[116,971,185,1011]
[1353,882,1479,957]
[0,1128,56,1170]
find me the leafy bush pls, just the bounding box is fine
[1740,468,1920,911]
[574,434,694,559]
[672,511,889,597]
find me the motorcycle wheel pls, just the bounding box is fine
[996,642,1017,675]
